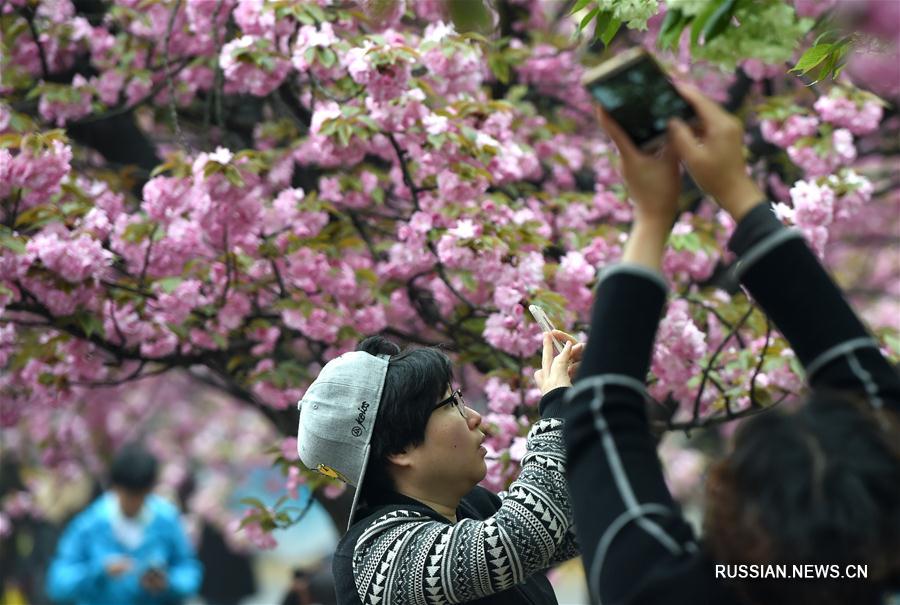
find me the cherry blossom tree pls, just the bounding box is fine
[1,0,897,548]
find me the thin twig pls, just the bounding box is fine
[658,395,784,432]
[162,0,192,153]
[100,279,157,299]
[386,133,422,210]
[138,224,159,290]
[691,304,755,423]
[20,7,49,79]
[218,227,233,306]
[203,0,227,139]
[306,71,365,104]
[4,189,22,229]
[71,59,192,125]
[386,133,477,311]
[107,300,127,347]
[348,211,383,262]
[268,258,287,298]
[749,316,772,408]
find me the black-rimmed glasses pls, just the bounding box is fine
[433,388,468,419]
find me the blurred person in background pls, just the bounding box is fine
[280,568,315,605]
[46,443,203,605]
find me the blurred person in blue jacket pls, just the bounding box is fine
[46,443,203,605]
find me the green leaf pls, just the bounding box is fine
[319,47,337,68]
[447,0,493,34]
[487,53,510,84]
[75,312,104,338]
[224,165,245,187]
[569,0,593,15]
[592,11,612,41]
[701,0,737,43]
[691,0,722,47]
[600,17,622,46]
[657,8,690,50]
[156,276,183,293]
[659,7,684,36]
[0,232,25,254]
[0,133,22,148]
[579,7,599,32]
[791,43,834,75]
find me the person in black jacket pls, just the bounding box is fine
[564,83,900,605]
[296,332,583,605]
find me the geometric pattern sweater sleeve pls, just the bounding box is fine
[351,417,573,605]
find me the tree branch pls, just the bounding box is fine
[20,6,50,80]
[749,316,772,408]
[162,0,192,154]
[691,304,755,423]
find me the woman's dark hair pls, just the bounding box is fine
[705,391,900,605]
[356,335,453,501]
[109,443,159,492]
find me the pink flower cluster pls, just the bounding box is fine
[484,307,544,357]
[787,128,856,177]
[484,377,521,415]
[291,22,339,74]
[651,300,708,406]
[229,510,277,550]
[760,114,819,148]
[220,35,291,97]
[813,93,883,136]
[554,251,595,314]
[38,76,93,126]
[25,230,113,283]
[420,23,484,96]
[344,40,411,103]
[234,0,294,39]
[1,140,72,208]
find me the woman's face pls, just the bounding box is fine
[405,387,488,494]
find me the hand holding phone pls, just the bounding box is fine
[583,48,696,152]
[584,49,684,223]
[528,305,564,354]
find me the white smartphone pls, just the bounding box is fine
[528,304,564,354]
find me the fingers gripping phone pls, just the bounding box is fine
[582,48,696,151]
[528,304,564,354]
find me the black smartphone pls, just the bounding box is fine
[583,48,696,151]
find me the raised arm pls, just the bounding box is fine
[670,85,900,413]
[563,107,705,605]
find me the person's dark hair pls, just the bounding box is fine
[356,335,453,501]
[704,391,900,605]
[109,443,159,492]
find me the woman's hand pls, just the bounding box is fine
[534,330,584,395]
[596,106,681,228]
[667,84,765,221]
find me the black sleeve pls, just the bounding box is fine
[539,386,568,418]
[729,203,900,413]
[562,264,702,605]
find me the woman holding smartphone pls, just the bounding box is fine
[565,84,900,605]
[298,328,585,605]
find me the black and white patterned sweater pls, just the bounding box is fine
[333,388,580,605]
